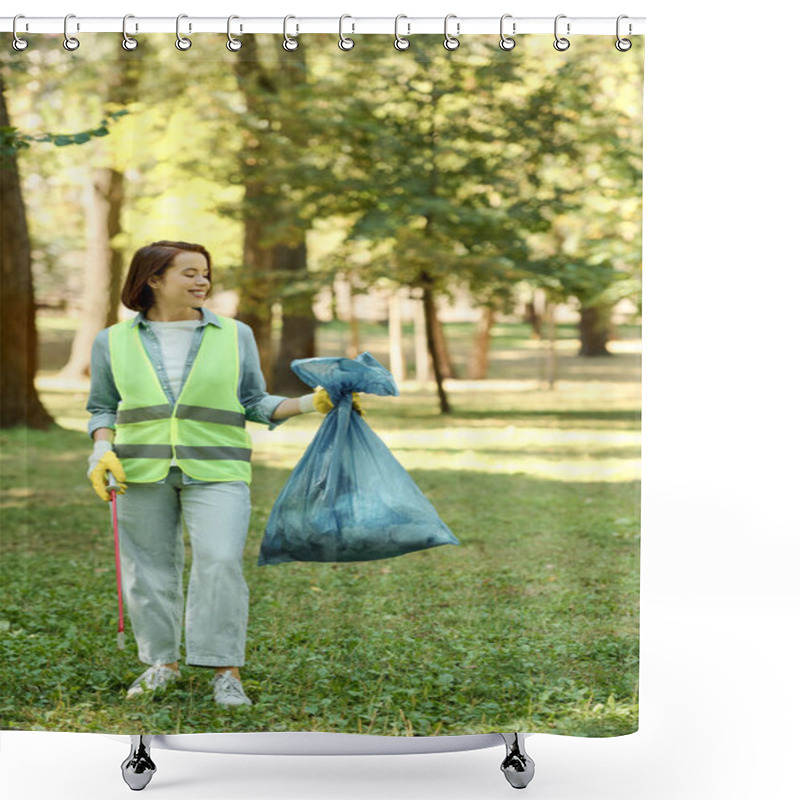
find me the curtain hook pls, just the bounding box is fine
[499,14,515,51]
[443,14,460,51]
[615,14,632,51]
[176,14,192,50]
[63,13,80,51]
[12,14,29,51]
[339,14,355,50]
[227,15,243,51]
[283,15,299,51]
[553,14,570,51]
[394,15,410,51]
[122,14,138,51]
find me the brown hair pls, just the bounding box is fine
[120,241,213,312]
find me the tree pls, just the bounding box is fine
[59,54,141,379]
[293,37,539,411]
[232,38,317,395]
[1,54,129,429]
[1,76,54,429]
[521,40,644,356]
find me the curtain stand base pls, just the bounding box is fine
[119,731,535,791]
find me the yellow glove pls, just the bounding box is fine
[312,387,334,414]
[312,387,363,416]
[88,444,127,502]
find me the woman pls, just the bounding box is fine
[86,240,327,706]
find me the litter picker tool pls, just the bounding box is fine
[107,472,125,650]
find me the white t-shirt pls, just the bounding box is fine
[148,319,202,401]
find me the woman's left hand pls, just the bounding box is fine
[313,387,363,416]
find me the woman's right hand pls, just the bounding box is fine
[87,440,127,501]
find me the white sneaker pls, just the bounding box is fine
[212,670,253,706]
[127,664,179,697]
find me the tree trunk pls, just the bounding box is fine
[348,313,360,360]
[413,299,429,383]
[234,38,315,393]
[543,301,558,390]
[237,191,276,382]
[388,290,406,381]
[431,297,456,379]
[524,299,542,339]
[0,78,54,429]
[345,276,359,359]
[234,50,278,384]
[59,167,125,380]
[58,56,138,380]
[418,74,451,411]
[579,304,613,356]
[272,242,316,395]
[420,274,451,414]
[468,305,494,380]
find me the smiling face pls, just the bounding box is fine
[147,250,211,317]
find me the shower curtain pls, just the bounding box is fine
[1,28,643,742]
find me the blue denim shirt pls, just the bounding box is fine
[87,308,289,484]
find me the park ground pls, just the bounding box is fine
[0,319,640,737]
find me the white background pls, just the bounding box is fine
[3,1,798,798]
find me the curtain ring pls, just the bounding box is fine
[553,14,570,51]
[394,15,410,51]
[121,15,138,51]
[499,14,515,51]
[615,14,632,51]
[63,13,80,51]
[227,15,243,51]
[12,15,29,51]
[176,14,192,50]
[283,15,299,51]
[339,14,355,50]
[443,14,460,51]
[553,14,569,53]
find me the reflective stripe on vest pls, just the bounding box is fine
[108,317,252,484]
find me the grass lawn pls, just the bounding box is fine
[0,319,640,737]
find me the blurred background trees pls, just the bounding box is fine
[1,34,642,426]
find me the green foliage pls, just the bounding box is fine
[4,35,642,317]
[286,38,535,302]
[520,41,644,314]
[1,111,129,153]
[0,125,29,156]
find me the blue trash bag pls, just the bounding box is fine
[259,352,459,565]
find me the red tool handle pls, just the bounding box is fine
[108,473,125,649]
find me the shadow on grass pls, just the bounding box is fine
[1,434,641,738]
[386,445,642,461]
[447,409,641,424]
[364,408,642,431]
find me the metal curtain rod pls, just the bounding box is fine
[1,16,645,36]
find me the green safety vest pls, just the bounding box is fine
[109,317,252,484]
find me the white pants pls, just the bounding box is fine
[115,468,251,667]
